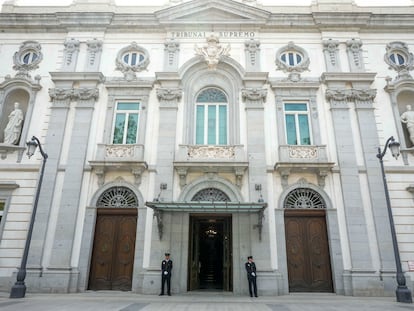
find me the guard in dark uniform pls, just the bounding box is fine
[245,255,258,297]
[160,253,173,296]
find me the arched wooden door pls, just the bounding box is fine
[285,209,333,292]
[284,188,333,292]
[88,208,137,291]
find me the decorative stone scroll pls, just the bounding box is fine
[164,39,180,70]
[73,88,99,101]
[241,88,267,103]
[245,39,260,71]
[49,88,73,101]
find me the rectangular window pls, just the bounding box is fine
[284,103,311,145]
[112,102,140,144]
[195,104,227,145]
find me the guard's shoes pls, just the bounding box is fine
[159,293,164,296]
[255,295,258,297]
[168,293,171,296]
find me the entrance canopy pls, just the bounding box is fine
[146,201,267,240]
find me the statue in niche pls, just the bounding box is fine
[401,104,414,145]
[4,102,24,145]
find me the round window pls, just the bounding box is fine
[280,51,303,66]
[122,51,145,66]
[21,51,39,65]
[389,52,406,66]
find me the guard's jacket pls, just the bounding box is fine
[245,261,257,279]
[162,259,173,275]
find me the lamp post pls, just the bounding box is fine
[10,136,48,298]
[377,136,412,303]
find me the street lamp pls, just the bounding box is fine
[377,136,412,303]
[10,136,48,298]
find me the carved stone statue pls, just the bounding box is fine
[401,104,414,145]
[4,102,24,145]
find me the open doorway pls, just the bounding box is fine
[188,214,232,291]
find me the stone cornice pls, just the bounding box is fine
[0,11,414,32]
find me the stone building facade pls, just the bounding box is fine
[0,0,413,297]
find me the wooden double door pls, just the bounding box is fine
[285,209,333,292]
[88,208,137,291]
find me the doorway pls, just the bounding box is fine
[188,214,232,291]
[88,208,137,291]
[285,209,333,292]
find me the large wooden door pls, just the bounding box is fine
[88,208,137,291]
[285,209,333,292]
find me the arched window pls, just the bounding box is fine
[284,188,325,209]
[97,186,138,208]
[195,88,228,145]
[191,188,230,202]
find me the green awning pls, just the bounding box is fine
[145,201,267,213]
[146,201,267,241]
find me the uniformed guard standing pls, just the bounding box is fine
[160,253,173,296]
[245,255,258,297]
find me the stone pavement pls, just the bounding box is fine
[0,291,413,311]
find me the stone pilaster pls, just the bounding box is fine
[26,88,72,271]
[48,87,99,272]
[353,88,397,292]
[325,88,376,285]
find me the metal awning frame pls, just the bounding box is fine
[146,201,267,241]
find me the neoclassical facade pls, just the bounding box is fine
[0,0,413,297]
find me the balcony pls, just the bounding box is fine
[89,144,147,186]
[174,145,248,187]
[274,145,335,188]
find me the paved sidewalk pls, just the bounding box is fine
[0,291,413,311]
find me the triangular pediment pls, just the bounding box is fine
[155,0,271,24]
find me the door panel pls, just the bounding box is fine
[285,210,333,292]
[89,208,137,291]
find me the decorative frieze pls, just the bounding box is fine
[241,88,267,103]
[288,146,318,159]
[156,88,182,102]
[325,88,376,107]
[187,145,235,159]
[49,88,73,101]
[73,88,99,101]
[106,145,134,158]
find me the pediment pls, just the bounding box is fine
[155,0,270,24]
